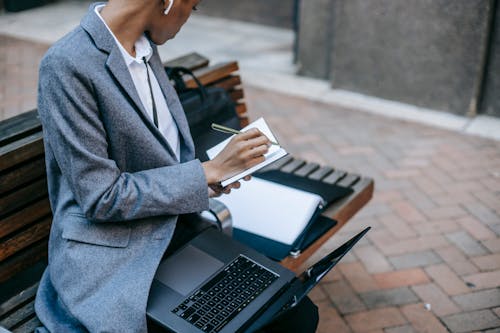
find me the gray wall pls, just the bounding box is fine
[196,0,295,29]
[298,0,497,117]
[481,2,500,117]
[297,0,333,79]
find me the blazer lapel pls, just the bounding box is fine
[149,49,196,162]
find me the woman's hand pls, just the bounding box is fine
[207,176,252,197]
[203,129,269,185]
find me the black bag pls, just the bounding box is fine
[166,66,240,161]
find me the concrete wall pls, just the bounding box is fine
[196,0,295,29]
[298,0,495,117]
[481,3,500,117]
[296,0,333,79]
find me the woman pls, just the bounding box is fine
[35,1,317,332]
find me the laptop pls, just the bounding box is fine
[147,226,370,333]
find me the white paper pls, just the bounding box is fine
[206,117,288,187]
[217,177,323,245]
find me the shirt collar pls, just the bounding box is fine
[94,4,153,65]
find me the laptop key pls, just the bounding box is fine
[202,324,214,332]
[180,307,195,318]
[188,313,200,324]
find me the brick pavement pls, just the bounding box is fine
[1,33,500,332]
[0,34,48,121]
[245,86,500,332]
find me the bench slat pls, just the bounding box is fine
[280,159,306,173]
[0,111,41,147]
[0,217,51,262]
[336,173,360,187]
[0,198,51,239]
[0,284,37,317]
[258,155,293,173]
[0,241,48,284]
[294,163,320,177]
[229,89,244,102]
[235,103,247,116]
[322,170,347,184]
[185,62,239,88]
[0,179,48,218]
[0,158,46,195]
[0,133,44,172]
[211,75,242,91]
[163,52,209,71]
[0,300,35,329]
[308,166,334,181]
[12,316,41,333]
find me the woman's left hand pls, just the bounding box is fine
[208,175,251,197]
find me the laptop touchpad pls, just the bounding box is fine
[155,245,224,296]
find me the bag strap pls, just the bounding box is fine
[165,66,208,99]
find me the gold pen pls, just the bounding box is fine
[211,123,279,146]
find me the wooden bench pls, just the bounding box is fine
[0,53,373,332]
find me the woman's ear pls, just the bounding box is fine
[164,0,174,15]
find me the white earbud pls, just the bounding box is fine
[164,0,174,15]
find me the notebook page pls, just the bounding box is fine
[206,118,288,187]
[217,177,323,245]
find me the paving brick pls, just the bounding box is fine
[400,303,449,333]
[309,285,329,303]
[354,244,394,274]
[473,191,500,214]
[384,325,416,333]
[372,190,403,205]
[483,238,500,253]
[321,267,344,283]
[390,201,427,224]
[322,279,367,314]
[316,301,352,333]
[345,307,407,332]
[442,310,500,333]
[494,307,500,318]
[401,187,436,212]
[490,223,500,236]
[378,214,418,240]
[458,216,497,241]
[373,268,430,290]
[464,270,500,290]
[452,288,500,312]
[389,250,442,270]
[411,283,461,317]
[338,262,379,293]
[463,202,500,226]
[471,253,500,271]
[417,219,460,235]
[359,287,419,308]
[446,231,489,257]
[377,235,448,256]
[424,205,468,220]
[436,246,480,276]
[425,264,470,296]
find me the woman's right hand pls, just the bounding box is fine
[202,128,271,185]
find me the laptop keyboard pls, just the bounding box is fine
[172,255,279,333]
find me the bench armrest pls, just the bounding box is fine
[200,199,233,236]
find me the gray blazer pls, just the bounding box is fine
[35,4,209,333]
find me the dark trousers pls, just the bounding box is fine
[148,214,319,333]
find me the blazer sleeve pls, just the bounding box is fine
[37,51,209,222]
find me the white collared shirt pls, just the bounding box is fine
[95,5,180,160]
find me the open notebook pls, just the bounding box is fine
[215,177,326,259]
[206,117,288,187]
